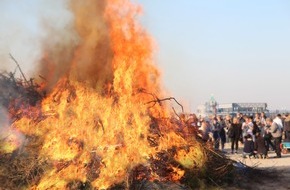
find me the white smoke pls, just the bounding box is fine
[0,106,25,153]
[0,106,9,127]
[0,0,76,76]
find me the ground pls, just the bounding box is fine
[223,141,290,190]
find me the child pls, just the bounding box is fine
[255,132,268,159]
[254,132,268,159]
[243,134,255,158]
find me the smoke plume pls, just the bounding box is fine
[0,0,75,78]
[1,0,160,93]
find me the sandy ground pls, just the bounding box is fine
[223,142,290,190]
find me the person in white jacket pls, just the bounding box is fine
[273,114,283,131]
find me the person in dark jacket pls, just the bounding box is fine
[217,116,226,152]
[229,117,242,154]
[254,132,268,159]
[243,134,255,158]
[264,124,275,151]
[224,114,232,143]
[212,118,221,150]
[284,114,290,142]
[237,112,245,124]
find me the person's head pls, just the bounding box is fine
[233,117,239,124]
[255,113,260,118]
[218,115,224,121]
[225,114,231,121]
[266,118,273,125]
[243,115,249,122]
[201,121,207,128]
[277,114,282,119]
[248,116,253,122]
[245,134,252,140]
[205,120,211,128]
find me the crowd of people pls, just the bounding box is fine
[185,112,290,159]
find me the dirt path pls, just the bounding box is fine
[224,142,290,190]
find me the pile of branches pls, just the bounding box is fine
[0,69,43,121]
[108,117,237,190]
[0,137,275,190]
[0,71,42,105]
[0,77,275,189]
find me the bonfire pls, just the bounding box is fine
[0,0,234,189]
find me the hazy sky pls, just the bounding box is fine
[1,0,290,112]
[137,0,290,111]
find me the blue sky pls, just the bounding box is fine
[137,0,290,111]
[1,0,290,111]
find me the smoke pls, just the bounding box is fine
[0,0,115,91]
[69,0,113,90]
[0,106,9,127]
[39,0,114,91]
[0,106,25,154]
[0,0,77,87]
[0,0,158,93]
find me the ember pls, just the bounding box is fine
[0,0,234,189]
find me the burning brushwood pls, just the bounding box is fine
[0,55,44,122]
[0,0,246,189]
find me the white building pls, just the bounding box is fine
[218,103,268,116]
[197,99,268,117]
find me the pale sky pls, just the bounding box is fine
[1,0,290,111]
[137,0,290,111]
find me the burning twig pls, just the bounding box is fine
[38,75,47,82]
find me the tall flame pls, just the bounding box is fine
[10,0,206,189]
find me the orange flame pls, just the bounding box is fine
[12,0,205,189]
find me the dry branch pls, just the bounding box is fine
[146,97,184,113]
[9,53,29,85]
